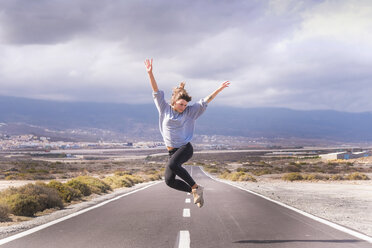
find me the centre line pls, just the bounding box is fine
[183,208,190,217]
[178,230,190,248]
[185,198,191,203]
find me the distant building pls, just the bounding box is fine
[268,151,317,156]
[351,151,371,159]
[320,151,371,160]
[320,152,348,160]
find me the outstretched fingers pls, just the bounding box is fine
[144,58,153,72]
[221,81,230,89]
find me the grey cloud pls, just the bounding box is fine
[0,0,372,112]
[0,0,97,44]
[1,1,266,47]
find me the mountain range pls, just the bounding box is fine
[1,95,372,143]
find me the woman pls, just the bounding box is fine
[144,58,230,208]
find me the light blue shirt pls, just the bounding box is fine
[153,90,208,148]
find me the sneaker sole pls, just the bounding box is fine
[197,197,204,208]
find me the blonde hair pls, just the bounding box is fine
[171,82,192,106]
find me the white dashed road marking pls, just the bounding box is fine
[179,191,191,247]
[183,208,190,217]
[178,230,190,248]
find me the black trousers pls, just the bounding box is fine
[165,142,196,193]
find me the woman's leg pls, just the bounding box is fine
[164,143,195,192]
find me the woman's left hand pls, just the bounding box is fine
[219,81,230,91]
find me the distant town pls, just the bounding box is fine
[0,133,262,151]
[0,134,166,151]
[0,131,285,151]
[0,133,371,160]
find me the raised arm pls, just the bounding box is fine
[144,58,159,92]
[205,81,230,103]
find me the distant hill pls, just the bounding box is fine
[1,95,372,142]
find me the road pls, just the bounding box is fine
[0,166,370,248]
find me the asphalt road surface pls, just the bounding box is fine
[0,166,370,248]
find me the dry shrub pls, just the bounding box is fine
[0,183,63,216]
[47,180,81,203]
[206,168,219,173]
[238,173,257,182]
[27,182,63,210]
[123,174,144,184]
[219,171,257,182]
[303,174,329,181]
[103,175,132,189]
[104,174,145,189]
[0,203,10,222]
[203,165,220,174]
[5,194,39,217]
[346,172,370,180]
[75,176,111,194]
[331,174,344,180]
[66,179,91,196]
[141,169,163,181]
[282,172,303,181]
[146,173,162,181]
[114,171,132,176]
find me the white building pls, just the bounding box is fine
[320,151,371,160]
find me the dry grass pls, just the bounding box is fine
[0,203,10,222]
[194,151,372,184]
[0,183,63,217]
[282,172,370,182]
[219,171,257,182]
[47,180,82,203]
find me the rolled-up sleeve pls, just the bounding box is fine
[153,90,168,114]
[188,98,208,120]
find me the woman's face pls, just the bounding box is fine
[173,99,188,113]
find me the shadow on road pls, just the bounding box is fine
[233,239,362,244]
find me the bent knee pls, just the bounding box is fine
[165,177,174,187]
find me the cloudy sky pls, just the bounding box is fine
[0,0,371,112]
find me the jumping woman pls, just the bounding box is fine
[144,58,230,208]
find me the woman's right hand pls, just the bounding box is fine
[145,58,159,92]
[144,58,153,73]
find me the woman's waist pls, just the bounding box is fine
[166,142,192,151]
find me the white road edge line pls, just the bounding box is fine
[178,230,190,248]
[0,181,163,246]
[183,208,190,217]
[199,166,372,244]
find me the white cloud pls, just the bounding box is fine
[0,0,372,112]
